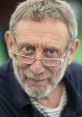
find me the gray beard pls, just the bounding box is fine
[12,59,67,99]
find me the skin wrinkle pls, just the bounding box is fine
[15,33,68,55]
[16,19,69,41]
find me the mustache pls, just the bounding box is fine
[23,71,51,81]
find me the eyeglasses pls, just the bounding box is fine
[13,41,71,67]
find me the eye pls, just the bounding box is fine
[22,45,35,56]
[44,48,58,58]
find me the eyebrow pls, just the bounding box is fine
[17,43,35,50]
[19,44,62,55]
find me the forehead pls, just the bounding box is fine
[15,17,70,48]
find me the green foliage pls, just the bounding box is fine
[74,26,82,63]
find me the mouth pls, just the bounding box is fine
[26,77,50,86]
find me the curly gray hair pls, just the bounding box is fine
[10,0,78,40]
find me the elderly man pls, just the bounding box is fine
[0,0,82,117]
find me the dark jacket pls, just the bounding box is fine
[0,60,82,117]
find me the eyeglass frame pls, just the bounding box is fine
[12,37,71,67]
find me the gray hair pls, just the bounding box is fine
[10,0,78,40]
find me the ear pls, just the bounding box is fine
[67,39,80,65]
[5,31,13,58]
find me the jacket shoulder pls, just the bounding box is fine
[66,62,82,78]
[0,60,12,99]
[0,59,12,79]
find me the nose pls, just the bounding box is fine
[30,59,45,74]
[30,48,45,74]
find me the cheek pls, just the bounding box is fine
[46,67,60,84]
[48,65,65,81]
[48,66,60,74]
[16,64,26,80]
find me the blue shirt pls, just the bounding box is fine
[0,60,82,117]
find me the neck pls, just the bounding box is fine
[37,82,64,108]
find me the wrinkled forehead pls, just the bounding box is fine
[14,17,70,48]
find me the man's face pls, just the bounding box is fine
[12,17,70,98]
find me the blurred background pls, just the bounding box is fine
[0,0,82,65]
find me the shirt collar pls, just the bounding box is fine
[63,65,81,111]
